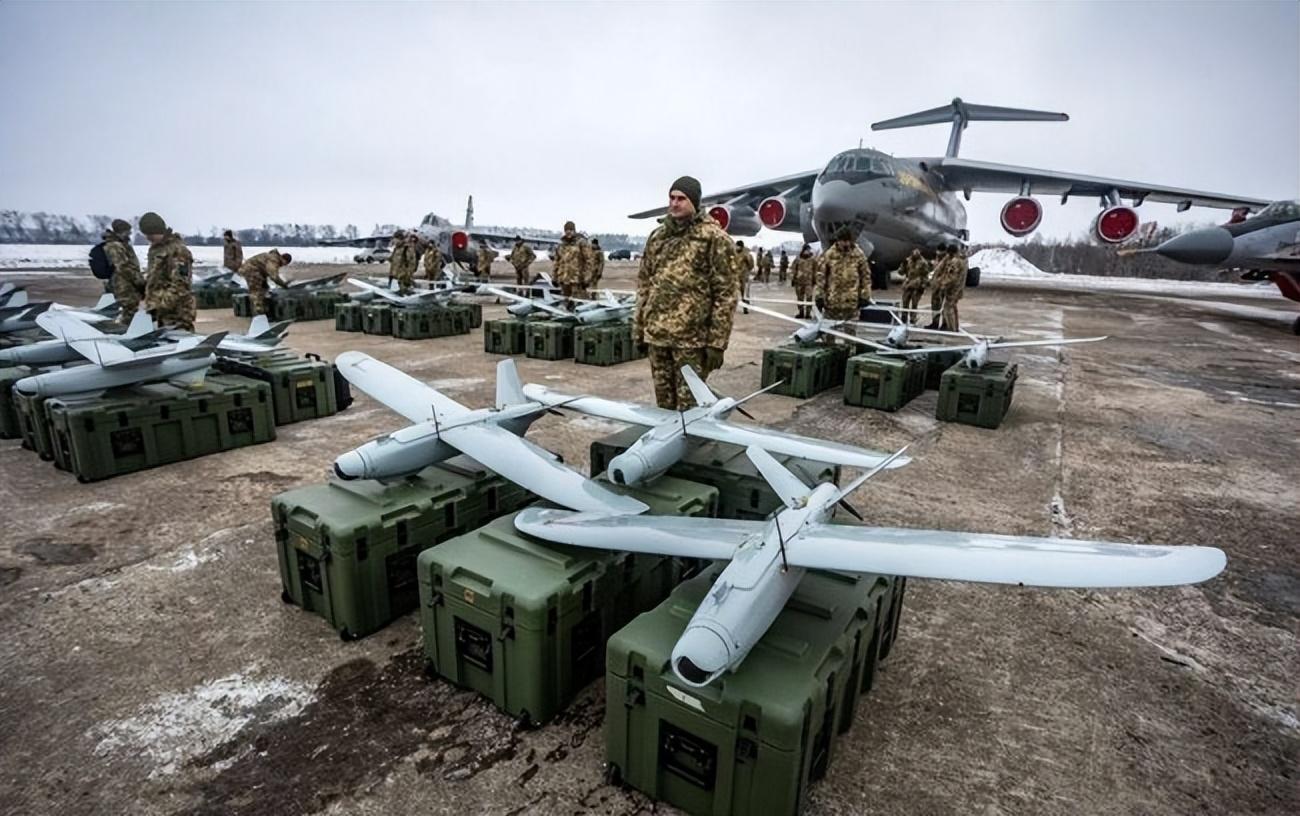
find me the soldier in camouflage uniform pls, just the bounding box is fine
[818,227,871,333]
[508,236,535,287]
[587,238,605,291]
[476,240,498,282]
[931,245,967,330]
[898,248,932,323]
[778,249,789,284]
[223,230,243,273]
[387,230,408,287]
[634,176,738,410]
[422,241,443,281]
[733,240,754,304]
[552,221,589,300]
[139,211,196,331]
[104,219,144,323]
[240,249,293,316]
[757,248,773,283]
[790,244,817,318]
[388,233,419,292]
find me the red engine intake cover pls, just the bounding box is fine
[1000,197,1043,237]
[451,231,470,251]
[1096,206,1140,243]
[707,206,730,231]
[758,198,787,229]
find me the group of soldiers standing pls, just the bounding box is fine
[97,213,203,331]
[897,244,969,330]
[383,230,444,292]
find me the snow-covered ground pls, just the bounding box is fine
[971,247,1281,301]
[0,243,360,271]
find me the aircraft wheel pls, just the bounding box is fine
[1292,315,1300,336]
[966,266,981,288]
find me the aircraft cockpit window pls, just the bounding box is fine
[1257,201,1299,220]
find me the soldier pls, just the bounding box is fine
[240,249,292,316]
[508,236,535,288]
[422,240,443,282]
[387,230,408,287]
[476,239,498,282]
[634,176,738,410]
[778,248,789,284]
[898,248,932,323]
[587,238,606,291]
[734,240,754,304]
[103,219,144,322]
[818,227,871,332]
[939,245,968,330]
[790,244,817,318]
[552,220,589,300]
[139,211,196,331]
[223,229,243,274]
[757,248,773,283]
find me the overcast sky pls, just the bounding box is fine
[1,0,1296,244]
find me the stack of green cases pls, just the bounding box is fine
[525,320,575,360]
[0,365,32,439]
[604,566,897,816]
[272,456,534,641]
[14,390,59,459]
[843,352,927,412]
[269,291,343,322]
[216,351,341,425]
[362,303,393,335]
[936,361,1018,429]
[760,344,850,398]
[417,474,719,726]
[335,301,364,332]
[194,287,236,309]
[574,322,644,367]
[484,318,527,354]
[924,349,965,390]
[392,306,472,340]
[232,293,253,317]
[590,426,838,521]
[48,374,275,482]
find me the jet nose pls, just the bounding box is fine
[671,627,731,687]
[332,450,367,481]
[1154,227,1234,264]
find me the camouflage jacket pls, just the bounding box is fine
[389,243,417,274]
[241,250,290,288]
[778,254,789,273]
[737,248,754,275]
[476,246,498,273]
[422,245,443,273]
[223,236,243,272]
[899,255,931,289]
[143,231,194,302]
[102,231,142,286]
[635,212,738,350]
[790,253,817,287]
[552,236,588,285]
[587,246,605,280]
[944,255,968,293]
[757,252,773,271]
[508,243,535,271]
[818,243,871,311]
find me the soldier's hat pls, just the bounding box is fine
[564,221,576,232]
[515,235,523,241]
[111,219,131,235]
[834,226,853,242]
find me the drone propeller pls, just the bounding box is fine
[833,444,910,520]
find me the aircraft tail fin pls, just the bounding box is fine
[745,446,812,508]
[680,365,717,407]
[871,98,1068,158]
[93,293,117,313]
[124,310,155,338]
[495,358,527,409]
[465,195,474,229]
[247,315,270,337]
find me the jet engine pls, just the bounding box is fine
[707,205,762,237]
[607,433,690,486]
[450,230,470,252]
[999,197,1043,237]
[1092,205,1140,244]
[757,196,802,231]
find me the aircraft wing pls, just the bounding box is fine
[522,384,676,427]
[786,524,1226,588]
[514,507,759,558]
[38,311,137,366]
[685,418,910,471]
[319,234,393,247]
[470,229,561,247]
[335,351,468,423]
[932,157,1270,210]
[628,169,821,219]
[346,278,409,305]
[439,426,650,515]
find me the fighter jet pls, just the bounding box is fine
[522,364,909,487]
[515,445,1226,687]
[332,352,648,515]
[15,311,226,398]
[879,327,1107,370]
[0,310,165,366]
[631,98,1267,287]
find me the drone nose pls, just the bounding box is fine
[1154,227,1234,264]
[332,451,366,481]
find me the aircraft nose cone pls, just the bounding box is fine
[1155,228,1234,264]
[671,627,731,686]
[333,450,367,481]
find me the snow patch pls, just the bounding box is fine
[90,673,314,778]
[969,248,1050,279]
[0,244,358,271]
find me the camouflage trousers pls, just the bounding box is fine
[152,287,196,332]
[424,265,439,281]
[930,283,961,330]
[646,345,707,411]
[514,266,529,287]
[794,284,813,318]
[900,285,925,321]
[248,282,270,316]
[395,267,414,293]
[778,268,787,284]
[113,274,145,323]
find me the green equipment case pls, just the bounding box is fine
[525,320,575,360]
[923,349,966,390]
[936,361,1018,429]
[232,293,252,318]
[417,475,719,726]
[14,390,57,460]
[273,457,534,641]
[215,351,349,425]
[334,301,364,332]
[843,352,926,412]
[194,287,236,310]
[605,567,896,816]
[574,322,644,367]
[362,302,393,335]
[0,365,32,439]
[590,426,838,521]
[483,318,527,355]
[48,374,276,482]
[269,290,343,322]
[392,305,472,340]
[451,301,482,329]
[760,343,850,398]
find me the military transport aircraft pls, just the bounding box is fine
[516,441,1227,688]
[630,98,1268,288]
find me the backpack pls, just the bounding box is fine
[89,242,113,280]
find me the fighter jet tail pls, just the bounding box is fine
[871,98,1068,158]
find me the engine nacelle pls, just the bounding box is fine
[607,433,689,486]
[707,205,761,237]
[333,427,456,481]
[757,196,801,231]
[1092,206,1140,244]
[450,230,470,251]
[1000,196,1043,237]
